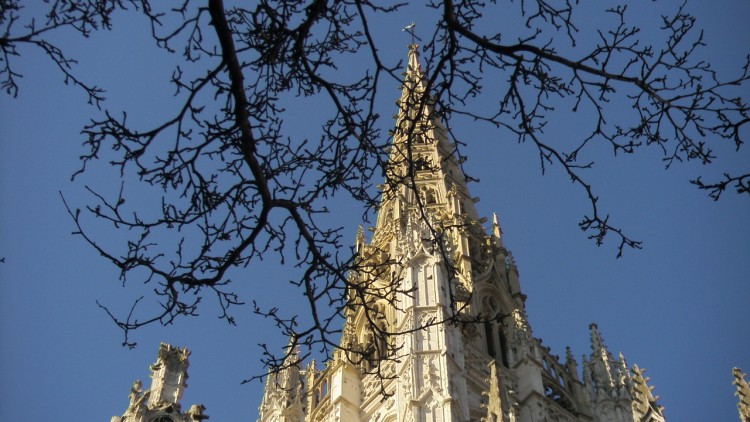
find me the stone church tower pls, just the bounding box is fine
[111,46,668,422]
[256,45,667,422]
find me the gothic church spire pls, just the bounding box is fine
[373,44,482,262]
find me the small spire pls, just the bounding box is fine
[306,359,316,375]
[589,323,606,354]
[400,43,426,105]
[616,352,630,389]
[259,337,304,421]
[355,224,365,252]
[407,43,421,72]
[565,346,575,363]
[565,346,580,381]
[587,323,618,392]
[618,352,629,376]
[492,212,503,239]
[283,334,300,361]
[581,354,592,385]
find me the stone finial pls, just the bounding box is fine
[582,355,592,385]
[284,334,299,357]
[128,380,143,408]
[259,338,305,422]
[734,367,750,422]
[617,352,630,388]
[306,359,317,389]
[407,43,421,74]
[492,212,503,240]
[565,346,580,381]
[618,352,628,369]
[355,225,365,253]
[480,361,503,422]
[586,323,618,393]
[509,309,532,354]
[400,43,425,106]
[113,343,200,422]
[588,323,606,354]
[188,404,209,421]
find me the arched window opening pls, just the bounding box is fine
[482,296,506,364]
[498,328,510,368]
[374,312,389,360]
[484,321,496,358]
[357,323,378,372]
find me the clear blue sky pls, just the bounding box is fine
[1,2,748,421]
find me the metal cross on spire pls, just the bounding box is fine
[402,21,422,43]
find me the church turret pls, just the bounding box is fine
[111,343,208,422]
[148,343,190,407]
[257,338,305,422]
[585,323,631,420]
[587,324,632,398]
[109,40,668,422]
[584,324,666,422]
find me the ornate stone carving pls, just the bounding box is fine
[419,355,443,396]
[187,404,209,421]
[113,44,667,422]
[112,344,208,422]
[480,362,503,422]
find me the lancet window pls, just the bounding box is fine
[481,296,510,368]
[354,301,392,372]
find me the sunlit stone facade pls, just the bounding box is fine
[112,46,668,422]
[255,46,666,422]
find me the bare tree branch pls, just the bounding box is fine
[4,0,747,377]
